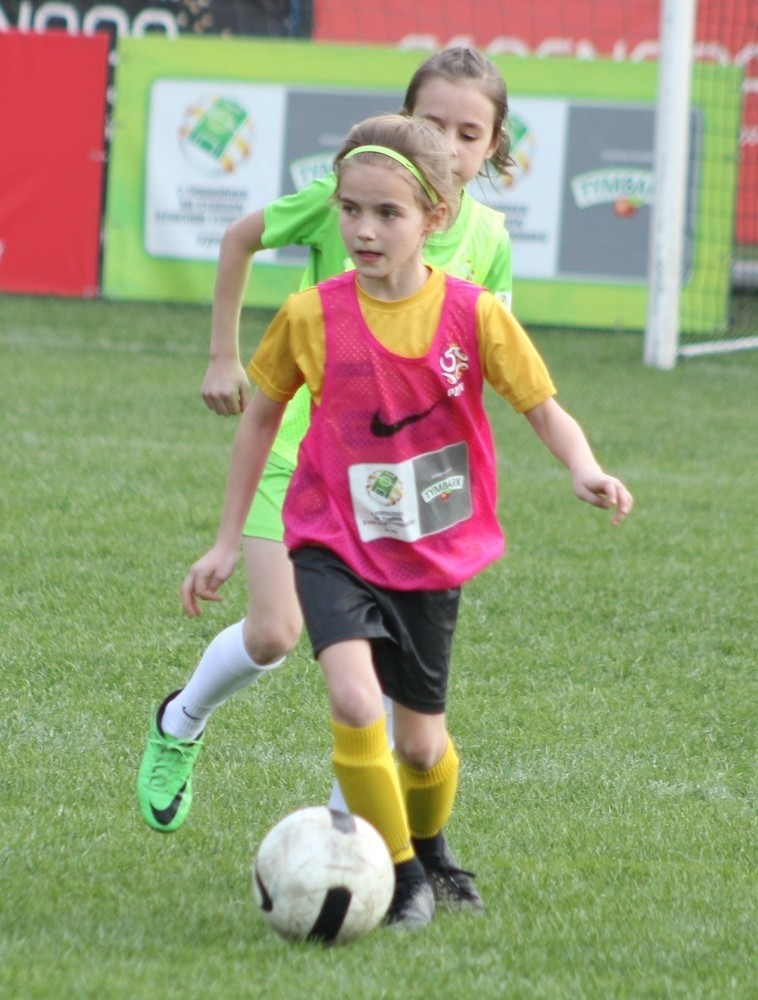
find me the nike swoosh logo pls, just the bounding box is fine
[150,783,186,826]
[370,399,443,437]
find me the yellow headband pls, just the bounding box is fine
[342,144,440,205]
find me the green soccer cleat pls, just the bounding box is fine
[137,691,205,833]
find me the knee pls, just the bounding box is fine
[331,686,383,729]
[394,731,448,772]
[242,614,300,665]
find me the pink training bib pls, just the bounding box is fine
[284,271,504,590]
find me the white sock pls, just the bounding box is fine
[161,619,284,740]
[327,694,394,812]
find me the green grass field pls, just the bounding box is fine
[1,294,755,999]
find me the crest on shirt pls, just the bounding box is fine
[366,469,404,507]
[439,343,469,398]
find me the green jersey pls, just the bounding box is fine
[261,172,512,466]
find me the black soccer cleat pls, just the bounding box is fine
[383,859,436,931]
[413,833,484,913]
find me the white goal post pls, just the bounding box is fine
[644,0,697,369]
[644,0,758,368]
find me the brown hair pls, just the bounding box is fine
[401,46,512,177]
[334,114,458,220]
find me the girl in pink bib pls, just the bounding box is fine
[180,114,633,929]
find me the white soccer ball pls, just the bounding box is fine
[252,806,395,944]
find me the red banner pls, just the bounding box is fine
[0,30,109,295]
[313,0,757,245]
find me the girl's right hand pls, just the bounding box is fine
[180,544,240,617]
[201,357,251,416]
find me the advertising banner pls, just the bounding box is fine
[312,0,756,246]
[143,81,288,260]
[104,37,423,305]
[0,1,310,38]
[471,100,697,285]
[103,37,740,332]
[0,30,109,296]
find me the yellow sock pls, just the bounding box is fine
[331,716,414,864]
[397,737,459,840]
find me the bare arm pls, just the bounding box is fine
[201,210,266,416]
[524,397,633,525]
[180,389,285,615]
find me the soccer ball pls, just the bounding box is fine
[252,806,395,944]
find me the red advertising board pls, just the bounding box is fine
[313,0,757,245]
[0,30,109,295]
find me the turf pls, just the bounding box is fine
[0,294,755,999]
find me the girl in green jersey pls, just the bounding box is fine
[138,48,513,907]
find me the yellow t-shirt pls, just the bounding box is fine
[248,266,555,415]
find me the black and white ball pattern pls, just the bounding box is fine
[253,806,395,944]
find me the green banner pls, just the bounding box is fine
[103,36,741,332]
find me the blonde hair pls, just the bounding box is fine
[334,114,457,221]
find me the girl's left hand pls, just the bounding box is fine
[573,472,634,526]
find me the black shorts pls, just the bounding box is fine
[290,546,461,714]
